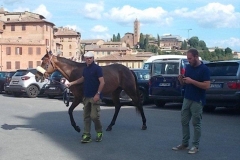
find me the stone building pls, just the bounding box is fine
[0,8,55,71]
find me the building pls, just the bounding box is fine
[54,27,81,61]
[159,34,182,50]
[0,8,55,71]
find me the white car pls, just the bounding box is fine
[8,69,48,98]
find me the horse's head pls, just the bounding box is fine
[35,50,57,82]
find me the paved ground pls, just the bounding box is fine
[0,94,240,160]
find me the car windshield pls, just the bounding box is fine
[134,70,150,80]
[14,70,28,76]
[206,62,239,76]
[143,63,151,70]
[152,62,179,76]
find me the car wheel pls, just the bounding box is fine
[26,85,39,98]
[13,92,23,97]
[47,95,55,99]
[154,100,166,107]
[139,89,147,104]
[203,106,216,112]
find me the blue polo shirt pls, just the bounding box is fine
[184,62,210,105]
[83,62,103,98]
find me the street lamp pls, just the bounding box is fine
[187,29,192,39]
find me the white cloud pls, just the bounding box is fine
[91,25,108,32]
[174,3,240,28]
[33,4,52,20]
[82,1,104,20]
[90,33,112,41]
[104,5,172,26]
[213,37,240,51]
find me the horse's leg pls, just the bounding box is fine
[124,89,147,130]
[68,97,81,132]
[106,88,122,131]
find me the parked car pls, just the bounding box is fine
[0,71,7,93]
[4,71,17,94]
[102,69,151,105]
[8,69,47,98]
[204,60,240,111]
[44,70,66,99]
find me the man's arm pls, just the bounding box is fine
[183,77,210,90]
[67,76,84,87]
[97,77,105,93]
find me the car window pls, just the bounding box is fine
[206,62,239,76]
[152,62,179,76]
[14,70,28,76]
[143,63,151,70]
[134,70,150,80]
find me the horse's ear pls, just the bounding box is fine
[48,50,53,57]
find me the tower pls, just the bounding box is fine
[133,18,140,46]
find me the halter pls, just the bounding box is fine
[45,54,56,70]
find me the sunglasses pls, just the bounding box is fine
[85,57,93,60]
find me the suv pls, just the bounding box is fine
[205,60,240,111]
[8,69,47,98]
[149,59,188,107]
[4,71,16,94]
[102,69,150,104]
[44,70,66,99]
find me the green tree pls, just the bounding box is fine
[188,36,199,48]
[144,35,149,51]
[157,34,160,47]
[112,34,117,42]
[198,40,207,50]
[181,40,188,50]
[225,47,232,54]
[139,33,144,49]
[117,33,121,42]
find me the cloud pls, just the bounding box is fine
[13,7,30,12]
[33,4,52,20]
[213,37,240,51]
[90,33,112,41]
[82,1,104,20]
[3,0,22,4]
[174,3,240,28]
[91,25,108,32]
[104,5,172,26]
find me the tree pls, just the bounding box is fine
[181,40,188,50]
[112,34,116,42]
[139,33,144,49]
[144,35,149,51]
[198,40,207,50]
[188,36,199,48]
[225,47,232,54]
[157,34,160,47]
[117,33,121,42]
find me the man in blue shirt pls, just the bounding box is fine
[67,51,105,143]
[172,48,210,154]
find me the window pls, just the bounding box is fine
[45,39,49,46]
[22,24,26,31]
[107,51,110,55]
[60,38,63,42]
[15,61,20,69]
[46,25,48,31]
[7,18,10,21]
[6,62,11,69]
[69,45,72,49]
[36,47,41,55]
[28,47,33,55]
[6,47,11,55]
[206,62,239,76]
[11,25,15,31]
[69,52,72,56]
[28,61,33,68]
[15,47,22,55]
[36,61,41,66]
[3,25,5,30]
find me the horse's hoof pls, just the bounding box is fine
[75,126,81,132]
[142,125,147,130]
[106,127,112,131]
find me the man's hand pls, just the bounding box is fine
[93,94,100,102]
[183,77,193,84]
[178,75,185,84]
[65,82,71,88]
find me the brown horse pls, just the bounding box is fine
[35,51,147,132]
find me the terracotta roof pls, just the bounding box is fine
[103,42,124,45]
[85,46,129,51]
[4,16,54,25]
[96,53,146,61]
[54,30,79,36]
[81,39,104,43]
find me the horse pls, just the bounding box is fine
[35,51,147,132]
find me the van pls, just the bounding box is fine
[143,55,202,70]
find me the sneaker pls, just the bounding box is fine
[172,144,189,151]
[81,135,92,143]
[95,132,103,142]
[188,146,199,154]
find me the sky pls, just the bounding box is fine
[1,0,240,51]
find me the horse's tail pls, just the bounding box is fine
[130,70,141,113]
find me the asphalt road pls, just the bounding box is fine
[0,94,240,160]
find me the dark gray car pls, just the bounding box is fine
[205,60,240,111]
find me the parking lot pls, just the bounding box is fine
[0,93,240,160]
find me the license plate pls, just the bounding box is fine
[210,83,222,88]
[12,81,18,84]
[159,83,171,87]
[49,87,56,90]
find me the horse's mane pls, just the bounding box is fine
[57,56,86,68]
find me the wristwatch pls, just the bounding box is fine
[97,91,101,95]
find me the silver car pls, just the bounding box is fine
[8,69,47,98]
